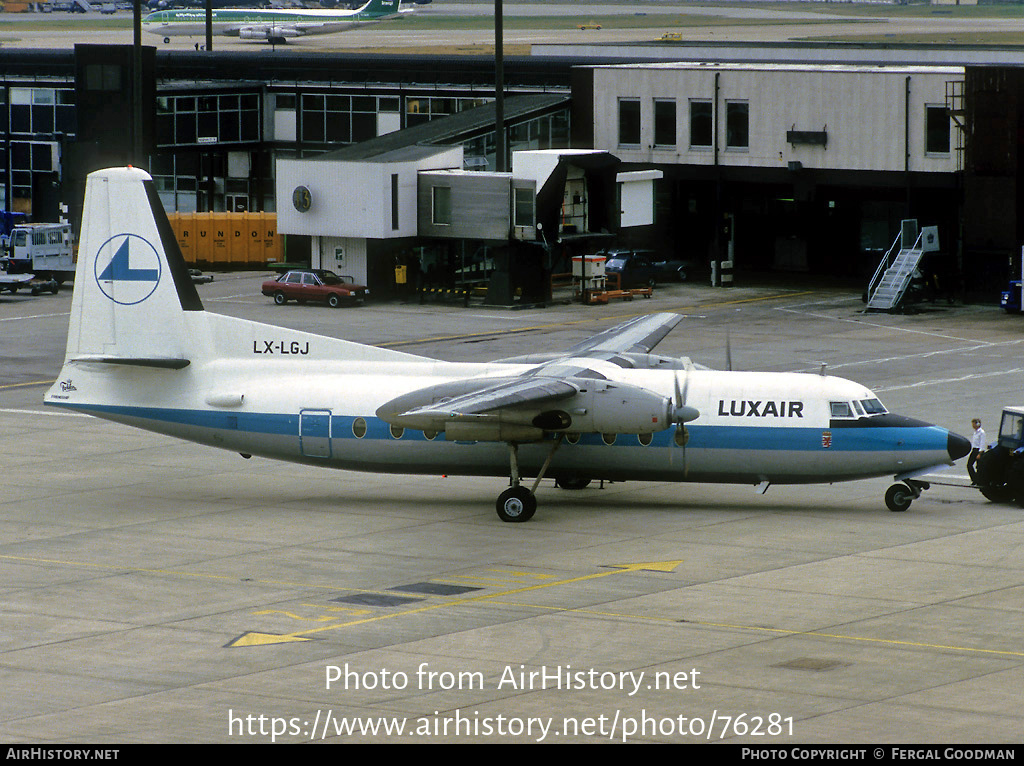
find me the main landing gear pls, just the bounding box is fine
[884,479,930,512]
[496,438,563,522]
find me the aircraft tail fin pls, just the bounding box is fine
[65,166,201,368]
[62,166,427,371]
[359,0,401,17]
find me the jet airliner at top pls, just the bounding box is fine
[143,0,403,43]
[44,167,971,522]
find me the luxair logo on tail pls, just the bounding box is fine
[94,233,162,305]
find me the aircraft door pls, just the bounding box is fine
[299,409,332,458]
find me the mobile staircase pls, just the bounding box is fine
[865,219,939,312]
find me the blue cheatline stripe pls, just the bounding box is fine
[46,401,949,453]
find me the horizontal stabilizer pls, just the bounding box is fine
[70,355,190,369]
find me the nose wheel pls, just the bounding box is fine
[885,479,929,512]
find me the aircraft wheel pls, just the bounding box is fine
[328,293,341,308]
[496,486,536,523]
[274,291,287,305]
[978,482,1013,503]
[555,476,591,490]
[885,483,913,513]
[1006,458,1024,508]
[164,37,170,44]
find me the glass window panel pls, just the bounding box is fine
[654,99,676,147]
[618,98,640,145]
[432,186,451,225]
[219,110,239,142]
[325,113,350,143]
[726,101,749,149]
[925,105,950,154]
[690,100,712,148]
[175,112,197,144]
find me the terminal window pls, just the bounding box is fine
[689,100,712,148]
[725,101,749,150]
[432,186,452,225]
[925,105,950,155]
[618,98,640,146]
[654,99,676,147]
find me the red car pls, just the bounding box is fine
[262,269,368,308]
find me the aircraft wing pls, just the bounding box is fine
[377,313,681,439]
[564,312,682,357]
[492,312,689,370]
[392,376,579,423]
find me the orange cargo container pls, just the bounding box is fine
[167,212,281,267]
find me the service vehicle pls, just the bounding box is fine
[2,223,75,283]
[975,405,1024,506]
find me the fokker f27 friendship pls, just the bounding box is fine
[45,168,971,522]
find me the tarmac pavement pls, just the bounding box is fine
[1,274,1021,743]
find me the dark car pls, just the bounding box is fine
[600,249,661,289]
[262,269,368,308]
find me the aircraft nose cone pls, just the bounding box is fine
[948,431,971,461]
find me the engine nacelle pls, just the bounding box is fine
[239,26,300,39]
[561,381,672,434]
[376,377,673,439]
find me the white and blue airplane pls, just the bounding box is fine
[44,167,971,522]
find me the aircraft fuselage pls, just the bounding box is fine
[48,349,961,488]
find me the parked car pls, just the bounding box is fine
[262,269,368,307]
[599,249,659,289]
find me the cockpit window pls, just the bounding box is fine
[830,402,854,419]
[859,398,887,415]
[852,400,865,416]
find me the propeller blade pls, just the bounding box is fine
[672,365,699,423]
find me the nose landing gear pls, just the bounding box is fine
[885,479,929,512]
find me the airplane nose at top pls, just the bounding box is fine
[948,431,971,461]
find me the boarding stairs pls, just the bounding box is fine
[865,220,939,312]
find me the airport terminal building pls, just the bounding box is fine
[1,44,1022,298]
